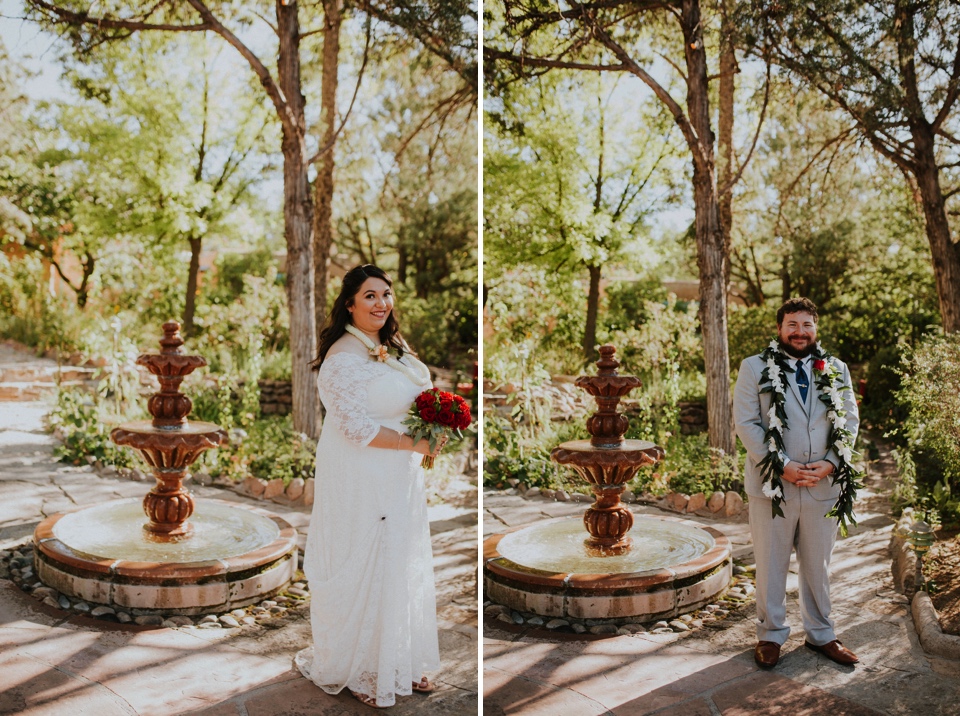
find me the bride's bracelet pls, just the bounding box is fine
[396,430,403,451]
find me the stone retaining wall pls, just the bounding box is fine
[258,380,293,416]
[500,480,747,518]
[891,510,960,660]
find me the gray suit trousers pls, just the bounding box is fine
[749,488,839,646]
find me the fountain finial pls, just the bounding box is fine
[159,320,185,355]
[595,344,620,375]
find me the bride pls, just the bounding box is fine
[295,264,446,708]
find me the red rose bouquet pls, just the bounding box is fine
[402,388,472,469]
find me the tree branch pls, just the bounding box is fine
[484,47,626,73]
[719,56,771,198]
[308,14,373,165]
[25,0,210,33]
[183,1,290,133]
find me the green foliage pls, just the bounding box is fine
[630,434,741,498]
[601,296,703,382]
[208,249,279,304]
[396,281,477,371]
[602,278,669,333]
[260,347,292,382]
[861,344,908,433]
[894,334,960,525]
[0,253,86,355]
[481,413,582,490]
[192,271,287,379]
[728,305,775,371]
[484,266,589,378]
[47,389,137,468]
[199,415,316,485]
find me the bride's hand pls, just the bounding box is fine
[415,435,448,457]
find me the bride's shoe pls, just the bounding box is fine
[411,676,435,693]
[349,690,388,709]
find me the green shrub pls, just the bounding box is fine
[603,278,668,332]
[861,344,907,433]
[47,388,138,468]
[895,333,960,525]
[728,304,774,372]
[200,415,316,484]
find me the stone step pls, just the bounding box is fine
[0,365,97,384]
[0,380,93,401]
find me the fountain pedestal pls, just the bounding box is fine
[110,321,226,538]
[483,345,732,620]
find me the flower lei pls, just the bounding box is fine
[757,340,864,536]
[345,324,431,387]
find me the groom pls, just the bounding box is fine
[733,297,860,668]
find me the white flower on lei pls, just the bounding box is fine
[836,441,853,463]
[766,437,778,454]
[770,374,785,394]
[767,405,783,432]
[762,482,783,499]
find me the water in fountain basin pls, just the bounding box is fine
[52,498,280,563]
[496,517,714,575]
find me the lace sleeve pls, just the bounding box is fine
[317,353,380,446]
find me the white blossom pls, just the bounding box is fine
[762,482,783,499]
[767,438,778,454]
[769,340,779,351]
[838,444,853,463]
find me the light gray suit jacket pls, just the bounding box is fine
[734,353,860,502]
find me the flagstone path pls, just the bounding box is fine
[483,440,960,716]
[0,344,478,716]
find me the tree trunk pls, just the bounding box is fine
[278,1,319,438]
[583,263,601,362]
[398,243,408,283]
[682,0,734,455]
[913,142,960,333]
[717,0,735,286]
[313,0,342,338]
[75,252,95,309]
[780,254,791,303]
[895,2,960,333]
[183,236,202,337]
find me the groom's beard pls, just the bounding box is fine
[778,339,816,359]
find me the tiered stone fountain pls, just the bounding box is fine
[484,345,731,620]
[33,322,298,615]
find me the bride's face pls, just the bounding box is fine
[348,277,394,336]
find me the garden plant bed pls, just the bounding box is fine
[926,528,960,636]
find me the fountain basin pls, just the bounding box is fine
[483,515,731,620]
[34,498,297,615]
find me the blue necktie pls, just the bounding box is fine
[796,360,809,403]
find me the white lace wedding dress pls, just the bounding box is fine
[294,351,440,708]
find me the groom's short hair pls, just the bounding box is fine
[777,297,819,326]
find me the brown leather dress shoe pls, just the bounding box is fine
[754,641,781,668]
[805,639,859,665]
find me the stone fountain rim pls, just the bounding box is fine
[34,498,297,583]
[483,515,730,592]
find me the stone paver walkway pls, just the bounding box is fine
[483,444,960,716]
[0,347,478,715]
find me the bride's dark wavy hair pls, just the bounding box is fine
[310,264,407,369]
